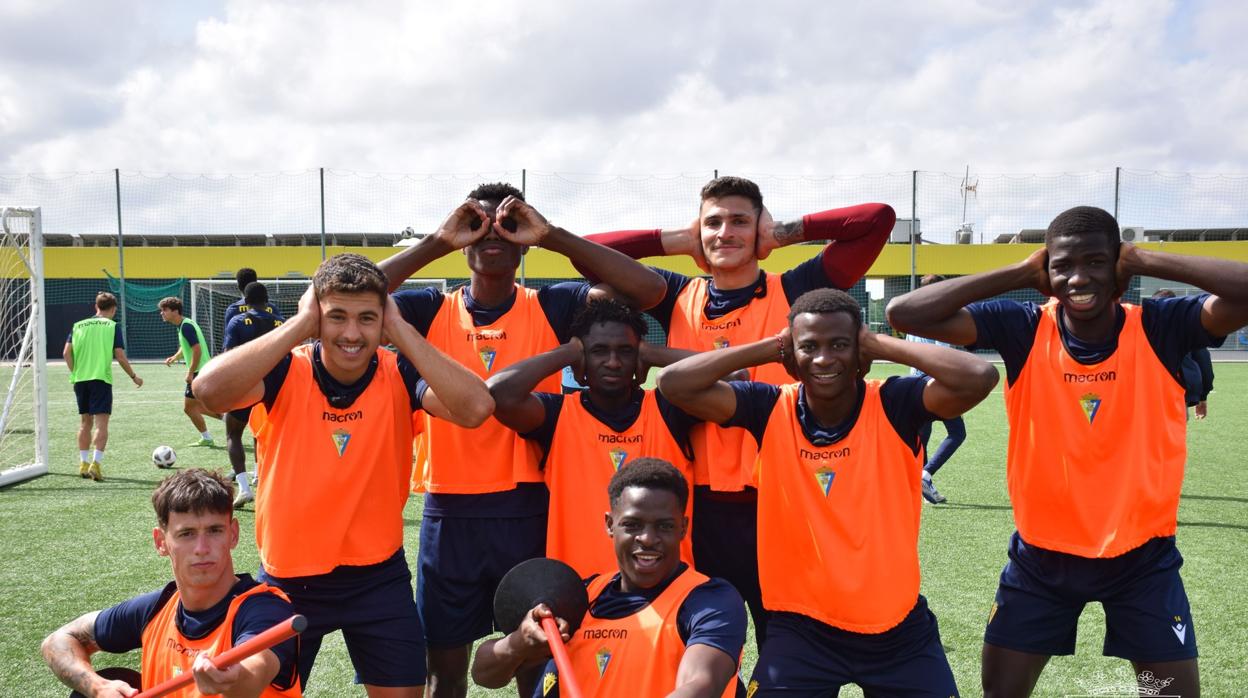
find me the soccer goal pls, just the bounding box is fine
[0,207,48,488]
[190,277,449,354]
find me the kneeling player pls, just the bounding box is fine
[659,289,998,696]
[42,468,301,696]
[194,253,494,696]
[472,458,745,697]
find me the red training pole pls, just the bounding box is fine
[134,614,306,698]
[541,616,583,698]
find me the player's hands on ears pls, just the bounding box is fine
[856,325,877,379]
[494,196,551,247]
[294,284,321,340]
[754,206,778,260]
[191,652,243,694]
[438,200,493,250]
[1114,242,1142,299]
[776,327,798,380]
[1020,247,1052,296]
[566,336,586,385]
[685,217,711,273]
[381,294,408,346]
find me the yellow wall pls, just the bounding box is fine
[10,240,1248,279]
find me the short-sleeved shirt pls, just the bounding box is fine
[966,295,1223,386]
[223,308,284,351]
[94,574,299,690]
[225,299,285,327]
[393,282,589,518]
[723,377,934,454]
[644,256,835,334]
[259,343,426,414]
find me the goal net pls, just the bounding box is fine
[0,207,48,488]
[190,277,449,355]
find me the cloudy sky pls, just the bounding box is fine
[1,0,1246,240]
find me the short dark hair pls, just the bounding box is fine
[607,458,689,511]
[1152,288,1176,299]
[467,182,524,204]
[243,281,269,307]
[95,292,117,312]
[1045,206,1120,249]
[569,299,648,342]
[158,297,183,314]
[787,288,862,331]
[919,274,946,288]
[700,176,763,213]
[312,253,388,305]
[235,267,258,293]
[151,468,233,529]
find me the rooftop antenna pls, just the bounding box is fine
[956,165,978,243]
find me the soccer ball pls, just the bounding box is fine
[152,445,177,469]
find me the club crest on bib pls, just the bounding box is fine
[608,448,628,471]
[814,467,836,497]
[542,671,557,695]
[331,429,351,457]
[595,647,611,676]
[1079,392,1102,424]
[479,346,497,372]
[713,336,730,350]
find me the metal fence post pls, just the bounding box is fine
[910,170,918,291]
[519,169,527,287]
[1114,166,1121,221]
[114,168,127,345]
[320,167,327,261]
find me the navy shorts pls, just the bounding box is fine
[183,372,199,399]
[984,533,1197,662]
[227,405,254,425]
[417,514,546,648]
[259,548,427,688]
[749,598,958,697]
[73,380,112,415]
[692,486,767,644]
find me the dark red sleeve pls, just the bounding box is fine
[573,229,664,281]
[805,203,895,288]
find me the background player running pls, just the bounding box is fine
[64,291,142,482]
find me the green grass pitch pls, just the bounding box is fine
[2,362,1245,696]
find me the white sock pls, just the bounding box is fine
[79,450,90,463]
[235,471,252,495]
[200,431,213,441]
[92,450,104,464]
[922,470,933,482]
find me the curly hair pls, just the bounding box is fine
[312,253,388,305]
[1045,206,1120,250]
[787,288,862,331]
[607,457,689,511]
[467,182,524,203]
[569,298,648,341]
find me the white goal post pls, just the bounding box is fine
[0,207,48,488]
[190,277,449,354]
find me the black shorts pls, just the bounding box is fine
[183,372,199,399]
[73,380,112,415]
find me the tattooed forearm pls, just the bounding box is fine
[42,612,102,693]
[772,220,805,246]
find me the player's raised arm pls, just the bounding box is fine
[193,286,320,413]
[657,335,785,425]
[382,295,493,428]
[471,604,568,690]
[670,643,739,698]
[756,203,895,285]
[493,196,667,310]
[886,247,1051,346]
[1116,243,1248,336]
[378,200,494,291]
[862,329,998,419]
[487,339,582,435]
[42,611,137,697]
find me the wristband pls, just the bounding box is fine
[775,333,787,362]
